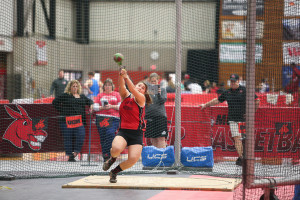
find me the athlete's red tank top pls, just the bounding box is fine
[119,94,145,130]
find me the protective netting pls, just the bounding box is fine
[0,0,300,199]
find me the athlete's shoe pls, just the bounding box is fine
[236,157,243,166]
[68,155,76,162]
[103,157,115,171]
[109,171,117,183]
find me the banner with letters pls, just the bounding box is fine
[2,103,299,159]
[222,21,264,39]
[164,105,300,158]
[284,0,300,16]
[35,41,48,65]
[222,0,264,16]
[283,42,300,64]
[209,107,300,158]
[219,43,263,63]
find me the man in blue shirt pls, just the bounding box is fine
[84,72,100,99]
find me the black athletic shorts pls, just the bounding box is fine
[117,129,143,146]
[144,116,168,138]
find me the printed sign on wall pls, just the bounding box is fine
[283,19,300,40]
[35,41,48,66]
[283,42,300,64]
[219,43,263,63]
[284,0,300,16]
[222,0,264,16]
[222,21,264,39]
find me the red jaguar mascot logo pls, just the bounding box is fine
[3,105,48,150]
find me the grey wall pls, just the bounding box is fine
[8,0,216,99]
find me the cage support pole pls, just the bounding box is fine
[174,0,183,168]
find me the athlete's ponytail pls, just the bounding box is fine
[140,81,152,105]
[144,92,152,105]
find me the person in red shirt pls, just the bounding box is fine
[103,69,152,183]
[285,63,300,106]
[210,82,219,94]
[93,78,122,162]
[286,63,300,93]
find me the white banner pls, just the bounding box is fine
[284,0,300,16]
[35,41,48,65]
[222,0,264,16]
[283,42,300,64]
[0,0,13,52]
[220,43,263,63]
[222,21,264,39]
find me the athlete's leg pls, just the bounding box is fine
[119,144,143,170]
[103,136,127,171]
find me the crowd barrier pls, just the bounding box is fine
[0,95,299,159]
[164,106,300,159]
[31,91,299,107]
[166,92,299,107]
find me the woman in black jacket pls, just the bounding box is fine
[52,80,93,162]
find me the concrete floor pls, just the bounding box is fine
[1,176,163,200]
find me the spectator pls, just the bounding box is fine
[200,74,260,166]
[93,78,122,162]
[84,72,100,99]
[181,80,185,91]
[159,73,168,89]
[166,75,176,93]
[286,63,300,106]
[210,82,219,94]
[258,78,270,93]
[293,185,300,200]
[239,76,246,87]
[145,73,168,148]
[187,79,203,94]
[203,80,211,93]
[50,70,68,98]
[52,80,93,162]
[183,74,192,91]
[285,63,300,94]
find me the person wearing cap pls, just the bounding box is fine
[183,74,192,91]
[200,74,260,166]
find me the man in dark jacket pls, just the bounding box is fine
[50,70,68,97]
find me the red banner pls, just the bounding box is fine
[165,105,300,158]
[1,104,299,159]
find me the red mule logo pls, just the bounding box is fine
[3,105,48,151]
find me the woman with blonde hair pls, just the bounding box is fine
[52,80,93,162]
[103,69,152,183]
[203,80,211,93]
